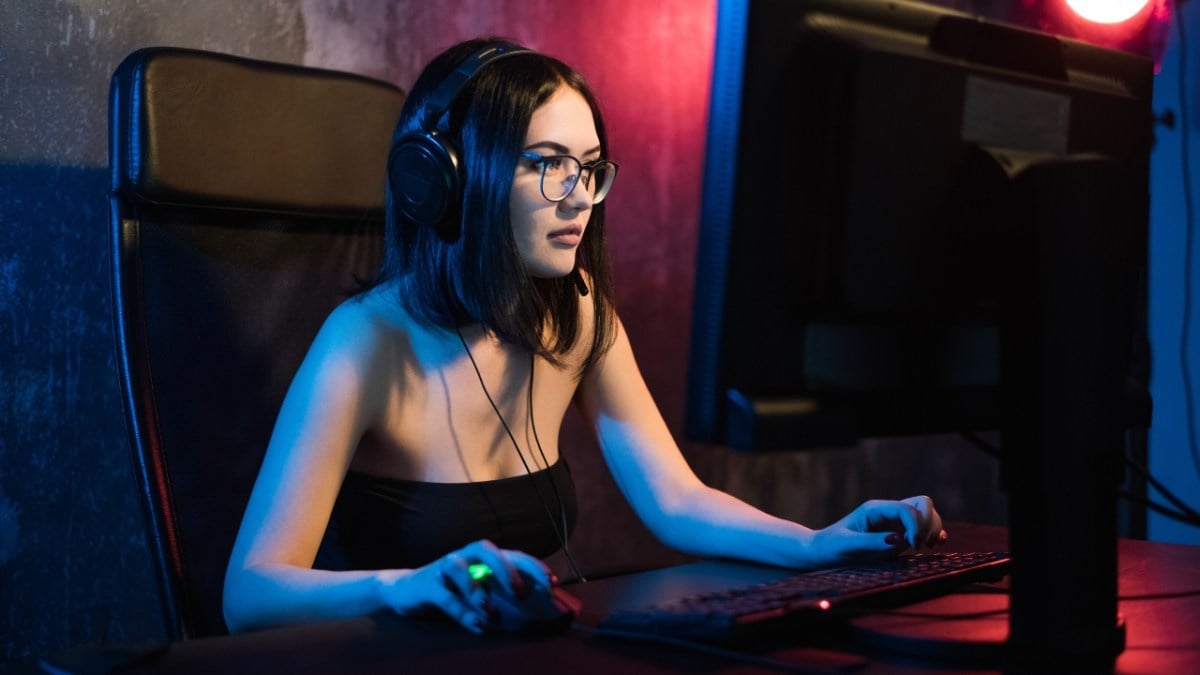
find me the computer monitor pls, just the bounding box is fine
[687,0,1153,666]
[688,0,1152,451]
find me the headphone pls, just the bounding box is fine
[388,43,531,241]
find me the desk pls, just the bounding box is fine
[49,524,1200,674]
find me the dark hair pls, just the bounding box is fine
[368,38,615,375]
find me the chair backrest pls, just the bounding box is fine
[108,47,405,639]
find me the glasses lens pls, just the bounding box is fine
[535,155,619,204]
[587,161,618,204]
[540,156,581,202]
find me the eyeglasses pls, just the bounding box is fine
[519,152,619,204]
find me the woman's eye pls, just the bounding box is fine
[541,157,565,171]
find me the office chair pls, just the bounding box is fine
[108,47,405,639]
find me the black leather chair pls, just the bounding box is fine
[108,47,404,639]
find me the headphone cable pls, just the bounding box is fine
[528,351,587,582]
[454,324,586,582]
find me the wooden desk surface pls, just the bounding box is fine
[47,523,1200,674]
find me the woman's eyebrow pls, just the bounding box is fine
[524,140,603,157]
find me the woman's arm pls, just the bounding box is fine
[575,318,945,570]
[222,303,546,633]
[222,302,381,631]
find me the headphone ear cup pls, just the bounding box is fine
[388,130,463,241]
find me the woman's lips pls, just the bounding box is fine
[548,225,583,246]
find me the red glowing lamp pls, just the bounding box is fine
[1065,0,1152,24]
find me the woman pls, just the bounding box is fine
[223,38,946,635]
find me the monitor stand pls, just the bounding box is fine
[1001,149,1135,670]
[852,147,1141,670]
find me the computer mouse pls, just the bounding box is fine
[484,572,581,635]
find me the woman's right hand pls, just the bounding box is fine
[382,540,554,633]
[808,495,948,567]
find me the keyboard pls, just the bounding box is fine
[599,551,1012,643]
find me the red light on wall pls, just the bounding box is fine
[1065,0,1151,25]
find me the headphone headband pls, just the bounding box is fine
[421,44,532,130]
[390,43,533,241]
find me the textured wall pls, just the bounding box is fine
[1,2,313,669]
[0,0,1008,671]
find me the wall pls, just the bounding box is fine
[0,1,1009,671]
[1,3,314,668]
[1149,0,1200,546]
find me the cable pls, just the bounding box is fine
[1123,451,1200,522]
[959,431,1200,529]
[1121,480,1200,529]
[1176,0,1200,496]
[527,352,587,582]
[454,324,586,582]
[1119,490,1200,527]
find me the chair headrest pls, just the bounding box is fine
[110,47,405,219]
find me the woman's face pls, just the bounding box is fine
[509,85,601,279]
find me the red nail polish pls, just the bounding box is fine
[885,533,901,546]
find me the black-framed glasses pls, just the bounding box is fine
[519,152,619,204]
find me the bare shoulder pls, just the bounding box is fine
[306,285,414,376]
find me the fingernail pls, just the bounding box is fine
[549,574,560,587]
[885,532,902,546]
[939,530,949,543]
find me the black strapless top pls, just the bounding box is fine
[329,459,578,570]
